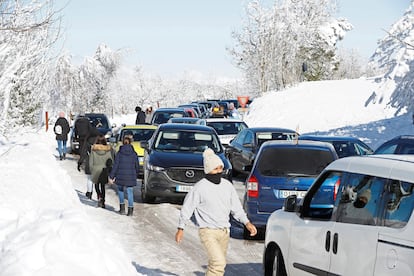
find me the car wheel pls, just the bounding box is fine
[264,245,286,276]
[141,181,156,203]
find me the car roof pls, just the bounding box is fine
[247,127,298,134]
[298,135,362,142]
[384,135,414,141]
[169,117,202,122]
[325,154,414,183]
[261,139,336,149]
[153,107,186,112]
[120,124,157,130]
[157,123,215,132]
[205,118,246,123]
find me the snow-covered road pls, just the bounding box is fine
[59,153,264,275]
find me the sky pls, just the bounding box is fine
[60,0,411,78]
[1,69,414,274]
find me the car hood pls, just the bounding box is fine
[149,150,230,169]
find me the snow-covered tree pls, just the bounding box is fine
[369,2,414,114]
[0,0,60,133]
[229,0,352,95]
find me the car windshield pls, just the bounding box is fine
[121,129,155,142]
[258,147,334,176]
[256,132,298,147]
[154,130,221,153]
[207,121,247,135]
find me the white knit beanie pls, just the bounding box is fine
[203,148,224,174]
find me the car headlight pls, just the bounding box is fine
[147,163,165,172]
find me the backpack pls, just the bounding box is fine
[55,125,62,135]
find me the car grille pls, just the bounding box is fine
[166,167,205,183]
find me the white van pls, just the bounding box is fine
[264,154,414,276]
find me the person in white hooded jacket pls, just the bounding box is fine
[175,148,257,276]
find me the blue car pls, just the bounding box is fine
[298,135,373,158]
[243,140,338,239]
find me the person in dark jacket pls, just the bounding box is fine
[135,106,146,124]
[74,112,90,156]
[109,136,139,216]
[54,111,71,160]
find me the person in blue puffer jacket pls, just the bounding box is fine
[109,136,139,216]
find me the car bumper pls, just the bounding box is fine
[145,171,195,199]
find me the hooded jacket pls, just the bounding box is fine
[89,144,114,184]
[109,144,139,187]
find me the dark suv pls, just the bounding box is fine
[70,113,114,154]
[374,135,414,154]
[141,123,232,203]
[243,140,338,238]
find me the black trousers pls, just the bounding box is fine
[94,182,106,200]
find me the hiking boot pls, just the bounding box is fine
[63,153,66,160]
[59,155,63,160]
[85,192,92,200]
[127,207,134,216]
[119,203,125,214]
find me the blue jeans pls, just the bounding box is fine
[57,140,67,157]
[117,186,134,207]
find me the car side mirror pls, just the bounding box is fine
[140,141,149,150]
[284,195,297,212]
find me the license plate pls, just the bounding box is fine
[279,190,307,198]
[176,185,192,193]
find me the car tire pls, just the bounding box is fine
[264,245,286,276]
[141,182,156,203]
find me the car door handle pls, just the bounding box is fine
[332,233,338,254]
[325,231,331,252]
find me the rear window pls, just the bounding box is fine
[86,115,109,129]
[257,132,298,147]
[258,147,334,176]
[207,122,247,135]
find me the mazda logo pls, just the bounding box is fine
[185,170,195,178]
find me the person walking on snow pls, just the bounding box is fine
[109,136,139,216]
[89,135,115,208]
[175,148,257,276]
[53,111,70,160]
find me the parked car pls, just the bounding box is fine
[110,124,157,178]
[150,108,190,125]
[167,117,207,125]
[226,127,299,175]
[141,123,232,203]
[264,154,414,276]
[205,118,248,147]
[299,135,373,158]
[374,135,414,154]
[243,140,338,239]
[70,113,114,154]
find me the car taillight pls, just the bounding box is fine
[247,175,259,198]
[333,178,341,202]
